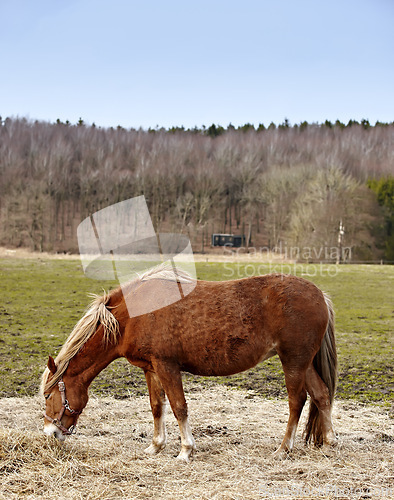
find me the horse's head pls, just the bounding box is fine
[43,356,87,441]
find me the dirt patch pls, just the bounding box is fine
[0,386,393,499]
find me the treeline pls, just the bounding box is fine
[0,116,393,261]
[162,118,394,137]
[53,116,394,136]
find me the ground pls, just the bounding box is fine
[0,386,393,500]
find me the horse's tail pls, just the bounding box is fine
[304,293,337,446]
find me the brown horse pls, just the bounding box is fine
[41,265,337,462]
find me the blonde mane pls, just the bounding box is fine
[40,293,119,394]
[137,262,194,284]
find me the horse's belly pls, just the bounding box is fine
[180,334,276,377]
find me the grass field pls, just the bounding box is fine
[0,256,393,407]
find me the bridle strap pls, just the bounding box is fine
[43,378,82,435]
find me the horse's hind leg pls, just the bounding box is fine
[273,365,307,458]
[305,364,336,447]
[144,370,168,454]
[152,360,195,462]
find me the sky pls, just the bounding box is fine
[1,0,393,130]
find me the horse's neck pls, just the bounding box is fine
[66,332,120,387]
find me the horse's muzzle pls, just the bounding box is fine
[43,422,67,441]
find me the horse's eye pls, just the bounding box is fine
[44,394,51,400]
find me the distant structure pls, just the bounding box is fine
[337,220,345,264]
[211,234,245,248]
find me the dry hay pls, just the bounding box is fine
[0,386,393,500]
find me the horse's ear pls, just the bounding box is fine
[47,356,57,375]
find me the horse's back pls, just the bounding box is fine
[122,273,328,377]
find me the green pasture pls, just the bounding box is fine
[0,258,393,408]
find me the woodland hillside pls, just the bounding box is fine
[0,117,393,261]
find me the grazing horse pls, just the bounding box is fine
[41,265,337,462]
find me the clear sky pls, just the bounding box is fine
[1,0,393,129]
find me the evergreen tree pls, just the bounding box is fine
[206,123,225,137]
[238,123,255,133]
[278,118,290,130]
[368,176,394,260]
[361,118,370,130]
[299,121,308,131]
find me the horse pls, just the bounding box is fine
[41,264,338,462]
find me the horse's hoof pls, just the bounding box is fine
[144,443,165,455]
[176,452,191,463]
[272,447,289,459]
[321,441,337,454]
[325,435,338,447]
[176,447,194,463]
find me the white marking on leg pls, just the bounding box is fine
[272,420,298,458]
[324,421,336,443]
[287,422,297,451]
[176,416,195,463]
[322,408,337,446]
[145,399,167,455]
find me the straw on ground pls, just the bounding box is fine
[1,386,393,500]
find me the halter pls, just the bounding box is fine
[43,379,82,435]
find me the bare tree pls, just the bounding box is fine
[0,117,391,259]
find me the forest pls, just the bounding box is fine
[0,116,393,261]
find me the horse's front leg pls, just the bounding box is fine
[152,360,195,462]
[144,370,168,455]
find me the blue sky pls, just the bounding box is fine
[1,0,393,129]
